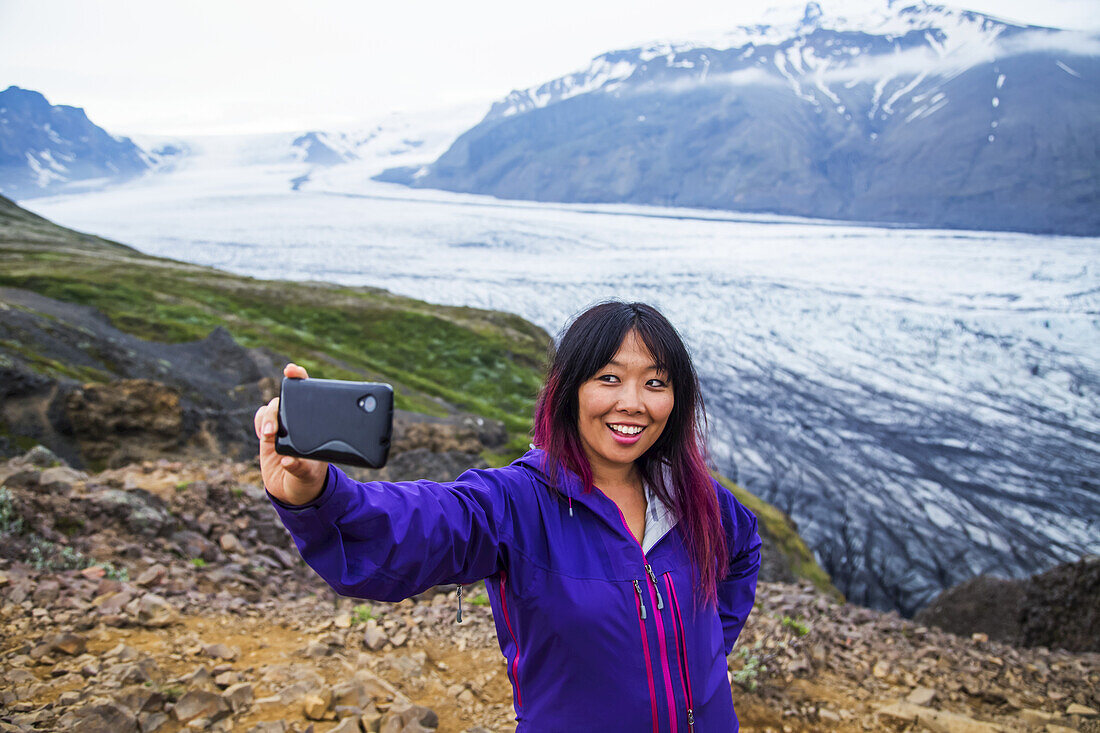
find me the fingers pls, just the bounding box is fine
[277,454,328,501]
[278,454,301,472]
[255,397,280,442]
[253,405,265,440]
[283,362,309,379]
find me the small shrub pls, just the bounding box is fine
[230,487,245,498]
[29,536,87,572]
[190,557,207,568]
[0,487,24,535]
[160,684,184,701]
[175,481,191,492]
[470,592,490,607]
[22,533,128,579]
[730,613,814,692]
[781,615,810,637]
[732,647,765,691]
[351,604,375,625]
[100,562,129,582]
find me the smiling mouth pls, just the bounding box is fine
[607,423,645,437]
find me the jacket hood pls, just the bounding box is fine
[513,448,586,497]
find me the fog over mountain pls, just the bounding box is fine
[383,2,1100,235]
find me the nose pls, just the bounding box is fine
[615,383,646,415]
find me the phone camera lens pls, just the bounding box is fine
[359,395,377,413]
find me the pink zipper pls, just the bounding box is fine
[646,572,679,733]
[499,570,523,708]
[665,574,696,731]
[633,580,659,733]
[608,500,679,732]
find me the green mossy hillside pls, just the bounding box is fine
[1,194,834,589]
[0,195,548,452]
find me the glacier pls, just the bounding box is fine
[24,119,1100,613]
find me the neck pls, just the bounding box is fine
[586,455,642,492]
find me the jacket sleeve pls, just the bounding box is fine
[715,482,763,655]
[268,463,519,602]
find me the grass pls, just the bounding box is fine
[351,603,375,624]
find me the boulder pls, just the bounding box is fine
[113,684,165,715]
[363,619,386,652]
[49,632,86,656]
[37,465,84,492]
[57,702,139,733]
[916,557,1100,653]
[201,643,237,661]
[906,687,936,706]
[303,687,333,720]
[333,680,373,709]
[86,488,173,538]
[172,689,229,723]
[22,445,63,468]
[380,701,438,732]
[222,682,254,713]
[134,564,167,588]
[64,380,183,467]
[218,533,244,554]
[134,593,178,627]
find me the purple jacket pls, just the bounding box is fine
[269,449,762,731]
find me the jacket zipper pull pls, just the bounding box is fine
[455,584,463,624]
[687,708,694,730]
[644,564,664,610]
[632,579,647,620]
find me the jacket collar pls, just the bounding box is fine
[515,449,677,545]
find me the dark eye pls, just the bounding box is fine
[598,374,620,383]
[647,378,668,388]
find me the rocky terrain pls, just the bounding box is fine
[916,559,1100,655]
[1,446,1097,733]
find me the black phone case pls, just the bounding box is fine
[275,377,393,469]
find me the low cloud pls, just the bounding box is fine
[997,29,1100,56]
[817,29,1099,84]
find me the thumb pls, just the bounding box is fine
[279,454,308,477]
[279,454,326,486]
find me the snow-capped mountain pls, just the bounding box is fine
[386,2,1100,235]
[0,86,162,200]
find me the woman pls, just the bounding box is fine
[255,300,762,731]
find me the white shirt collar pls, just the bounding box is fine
[641,476,676,553]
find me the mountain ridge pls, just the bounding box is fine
[0,86,156,199]
[386,1,1100,235]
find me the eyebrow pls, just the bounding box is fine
[607,359,666,372]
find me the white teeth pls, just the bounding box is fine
[609,424,643,436]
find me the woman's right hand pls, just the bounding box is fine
[254,363,329,505]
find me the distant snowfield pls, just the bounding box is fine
[26,119,1100,614]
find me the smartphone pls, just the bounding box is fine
[275,377,394,469]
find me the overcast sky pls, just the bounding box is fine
[2,0,1097,136]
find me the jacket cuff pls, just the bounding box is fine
[266,463,334,512]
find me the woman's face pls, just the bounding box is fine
[576,330,674,482]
